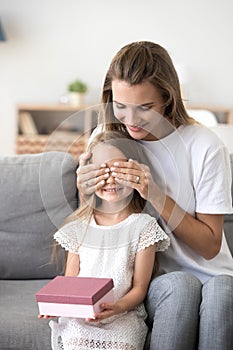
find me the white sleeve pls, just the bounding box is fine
[54,221,81,254]
[137,218,170,253]
[194,143,233,214]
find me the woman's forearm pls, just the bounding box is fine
[151,184,223,259]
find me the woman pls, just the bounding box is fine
[76,41,233,349]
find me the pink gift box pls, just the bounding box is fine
[36,276,114,318]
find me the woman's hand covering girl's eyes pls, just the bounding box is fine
[76,152,110,199]
[109,159,153,201]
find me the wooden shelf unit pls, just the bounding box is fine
[16,104,98,160]
[186,105,233,124]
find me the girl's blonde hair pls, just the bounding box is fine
[100,41,194,129]
[73,130,153,223]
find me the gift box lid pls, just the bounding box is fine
[36,276,114,305]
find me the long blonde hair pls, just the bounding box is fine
[100,41,194,129]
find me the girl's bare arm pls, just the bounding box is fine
[88,244,156,321]
[65,252,80,276]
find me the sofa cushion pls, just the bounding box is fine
[0,152,78,279]
[0,279,52,350]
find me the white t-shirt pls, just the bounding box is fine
[140,123,233,283]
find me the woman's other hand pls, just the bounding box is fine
[76,152,110,201]
[109,159,156,202]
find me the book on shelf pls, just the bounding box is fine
[19,112,38,135]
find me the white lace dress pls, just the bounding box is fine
[50,213,170,350]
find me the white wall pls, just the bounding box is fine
[1,0,233,154]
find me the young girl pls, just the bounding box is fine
[46,131,170,350]
[76,41,233,350]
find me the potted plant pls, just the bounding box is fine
[68,79,88,107]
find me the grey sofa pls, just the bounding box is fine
[0,152,232,350]
[0,152,78,350]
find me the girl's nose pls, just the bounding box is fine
[106,172,115,184]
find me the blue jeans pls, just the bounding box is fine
[145,272,233,350]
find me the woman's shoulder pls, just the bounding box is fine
[180,122,220,140]
[179,123,226,153]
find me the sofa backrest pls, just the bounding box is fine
[224,153,233,255]
[0,152,78,279]
[0,151,232,279]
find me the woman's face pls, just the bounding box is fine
[112,80,166,141]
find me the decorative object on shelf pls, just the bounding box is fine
[16,104,98,158]
[67,79,88,107]
[0,18,6,41]
[19,112,38,135]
